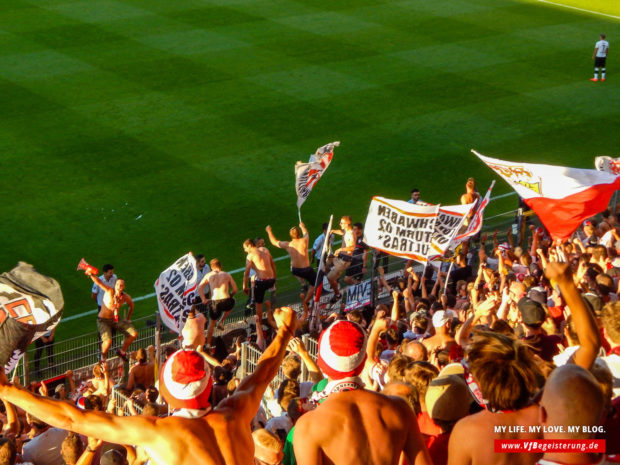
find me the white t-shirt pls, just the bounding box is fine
[595,40,610,57]
[91,274,117,306]
[600,230,620,249]
[22,428,68,465]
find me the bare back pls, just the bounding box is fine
[207,271,236,300]
[128,363,155,389]
[285,237,310,268]
[247,247,275,280]
[137,409,254,465]
[448,405,541,465]
[422,334,457,354]
[294,389,430,465]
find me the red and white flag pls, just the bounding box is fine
[474,150,620,240]
[295,141,339,209]
[451,181,495,247]
[428,202,476,260]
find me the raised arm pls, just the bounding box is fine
[266,225,287,249]
[0,372,158,447]
[89,274,113,293]
[229,307,296,422]
[544,262,601,369]
[288,337,323,384]
[366,317,388,366]
[299,222,309,238]
[1,397,20,436]
[76,438,102,465]
[391,290,401,321]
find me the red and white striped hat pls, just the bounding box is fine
[160,349,213,410]
[317,321,367,379]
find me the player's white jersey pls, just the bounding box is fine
[595,40,609,57]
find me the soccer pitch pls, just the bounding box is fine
[0,0,618,340]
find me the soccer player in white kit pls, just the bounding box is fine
[591,33,609,82]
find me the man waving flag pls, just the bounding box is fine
[295,142,339,212]
[473,150,620,240]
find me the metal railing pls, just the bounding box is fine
[16,202,525,387]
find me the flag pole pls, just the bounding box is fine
[298,207,302,224]
[443,258,454,295]
[311,214,333,332]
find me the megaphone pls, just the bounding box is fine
[77,258,99,276]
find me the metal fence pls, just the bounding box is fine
[15,200,525,387]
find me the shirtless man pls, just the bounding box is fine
[87,272,137,361]
[126,347,155,391]
[266,222,316,307]
[293,320,431,465]
[0,307,297,465]
[460,177,481,226]
[243,238,276,322]
[198,258,238,346]
[325,216,356,302]
[422,309,458,356]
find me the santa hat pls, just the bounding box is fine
[317,321,367,379]
[160,349,213,410]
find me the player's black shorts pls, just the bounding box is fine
[254,278,276,304]
[291,266,317,285]
[208,297,235,320]
[595,57,606,67]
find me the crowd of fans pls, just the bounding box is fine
[1,206,620,465]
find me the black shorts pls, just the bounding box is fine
[595,56,606,67]
[291,266,317,285]
[254,278,276,304]
[209,297,235,320]
[346,261,364,279]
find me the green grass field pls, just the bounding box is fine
[1,0,618,341]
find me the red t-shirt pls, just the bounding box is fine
[417,410,442,436]
[425,432,450,465]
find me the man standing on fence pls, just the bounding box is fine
[325,216,356,303]
[243,238,276,323]
[0,307,298,465]
[198,258,238,347]
[86,272,137,362]
[266,223,316,308]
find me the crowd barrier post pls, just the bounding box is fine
[370,249,377,309]
[300,334,309,382]
[155,312,162,374]
[22,352,29,386]
[240,342,249,379]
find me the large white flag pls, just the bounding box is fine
[474,150,620,240]
[295,141,339,209]
[428,203,476,261]
[154,253,199,333]
[364,197,439,263]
